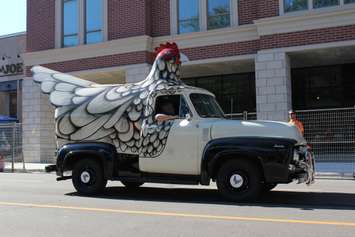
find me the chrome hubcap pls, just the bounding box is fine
[80,171,91,184]
[230,174,244,188]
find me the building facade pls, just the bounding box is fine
[0,33,26,121]
[23,0,355,163]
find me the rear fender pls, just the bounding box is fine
[56,142,117,179]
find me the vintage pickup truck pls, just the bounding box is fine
[34,42,315,202]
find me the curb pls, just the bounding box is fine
[315,172,355,180]
[2,168,46,173]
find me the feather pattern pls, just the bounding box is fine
[31,42,186,158]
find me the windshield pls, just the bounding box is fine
[190,93,225,118]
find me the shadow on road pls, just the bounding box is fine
[66,186,355,211]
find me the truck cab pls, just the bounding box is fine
[49,86,315,202]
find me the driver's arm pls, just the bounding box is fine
[155,114,178,122]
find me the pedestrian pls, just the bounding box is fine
[288,110,304,135]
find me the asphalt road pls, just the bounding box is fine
[1,173,355,237]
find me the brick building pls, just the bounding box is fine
[0,32,26,121]
[23,0,355,163]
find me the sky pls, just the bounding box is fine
[0,0,26,37]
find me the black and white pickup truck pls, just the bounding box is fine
[33,42,315,202]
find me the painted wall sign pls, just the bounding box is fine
[0,63,23,76]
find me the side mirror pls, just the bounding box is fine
[185,113,192,121]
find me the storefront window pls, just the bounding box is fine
[63,0,79,47]
[345,0,355,3]
[178,0,200,34]
[313,0,339,8]
[207,0,230,30]
[292,64,355,110]
[0,81,19,119]
[9,92,17,118]
[284,0,308,12]
[85,0,103,44]
[184,72,256,114]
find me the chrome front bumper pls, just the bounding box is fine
[297,150,315,185]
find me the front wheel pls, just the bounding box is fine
[72,158,107,195]
[216,160,262,202]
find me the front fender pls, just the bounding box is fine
[201,137,296,184]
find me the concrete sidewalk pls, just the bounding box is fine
[3,162,51,173]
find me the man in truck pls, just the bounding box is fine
[155,96,179,122]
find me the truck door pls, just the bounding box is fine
[139,94,200,175]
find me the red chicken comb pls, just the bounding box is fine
[154,42,180,64]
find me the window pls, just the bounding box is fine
[184,72,256,114]
[284,0,308,12]
[61,0,105,47]
[282,0,352,13]
[155,95,191,119]
[175,0,235,34]
[207,0,231,30]
[9,92,17,118]
[178,0,200,34]
[62,0,79,47]
[292,64,355,110]
[190,93,225,118]
[85,0,103,44]
[313,0,339,8]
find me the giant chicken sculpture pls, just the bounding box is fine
[32,42,187,158]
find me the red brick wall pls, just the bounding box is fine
[257,0,279,19]
[151,0,171,37]
[260,25,355,50]
[25,51,153,76]
[238,0,279,25]
[238,0,257,25]
[26,24,355,75]
[181,40,259,61]
[27,0,55,52]
[108,0,152,40]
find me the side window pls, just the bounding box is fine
[155,95,191,119]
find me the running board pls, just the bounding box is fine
[115,173,200,185]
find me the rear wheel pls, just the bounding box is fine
[216,160,262,202]
[121,181,144,189]
[72,158,107,195]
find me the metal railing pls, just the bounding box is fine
[0,123,24,172]
[296,107,355,175]
[226,111,257,120]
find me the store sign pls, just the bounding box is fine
[0,63,23,76]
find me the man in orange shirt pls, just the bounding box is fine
[288,110,304,135]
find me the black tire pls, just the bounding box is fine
[72,158,107,195]
[263,183,277,192]
[216,159,262,202]
[121,181,144,189]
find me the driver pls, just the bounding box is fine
[155,100,178,122]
